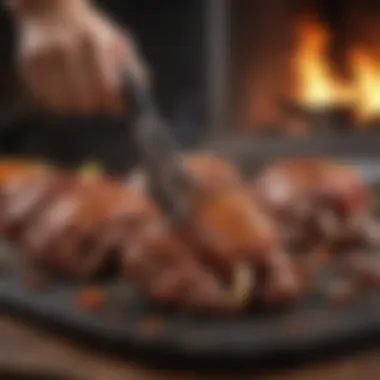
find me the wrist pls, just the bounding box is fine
[6,0,89,20]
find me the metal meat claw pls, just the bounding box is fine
[124,70,197,224]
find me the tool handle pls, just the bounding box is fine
[121,69,198,223]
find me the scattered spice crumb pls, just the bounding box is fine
[76,287,106,311]
[0,250,11,273]
[279,315,302,334]
[139,315,164,338]
[312,245,332,265]
[0,260,7,274]
[22,267,51,292]
[106,306,125,323]
[328,279,355,309]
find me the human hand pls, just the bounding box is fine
[12,0,148,114]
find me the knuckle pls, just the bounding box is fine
[76,91,97,113]
[47,40,66,57]
[81,31,97,52]
[36,35,73,59]
[57,38,72,55]
[101,82,119,105]
[51,98,69,113]
[33,40,58,57]
[19,46,44,68]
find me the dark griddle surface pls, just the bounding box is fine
[1,142,380,369]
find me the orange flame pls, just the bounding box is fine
[351,49,380,122]
[295,17,353,108]
[295,16,380,123]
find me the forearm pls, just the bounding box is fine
[6,0,89,19]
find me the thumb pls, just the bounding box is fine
[120,29,152,87]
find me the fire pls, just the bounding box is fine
[295,16,380,123]
[351,50,380,122]
[295,17,353,108]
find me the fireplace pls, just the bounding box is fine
[217,0,380,136]
[1,0,380,170]
[0,0,208,172]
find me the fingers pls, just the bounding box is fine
[20,37,74,113]
[20,28,146,115]
[77,31,147,115]
[123,30,150,85]
[80,33,124,114]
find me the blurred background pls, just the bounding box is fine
[0,0,206,173]
[1,0,380,164]
[231,0,380,136]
